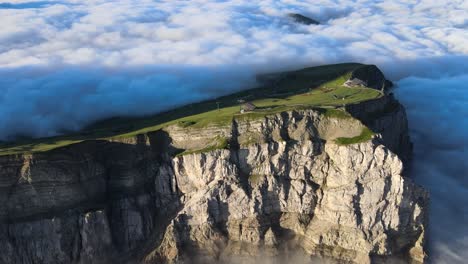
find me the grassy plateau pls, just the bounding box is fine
[0,63,383,156]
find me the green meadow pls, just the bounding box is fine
[0,63,382,155]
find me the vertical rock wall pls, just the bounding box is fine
[0,95,428,264]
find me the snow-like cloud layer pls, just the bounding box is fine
[0,1,467,263]
[0,0,467,68]
[0,0,466,139]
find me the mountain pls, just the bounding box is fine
[0,64,428,263]
[288,13,320,25]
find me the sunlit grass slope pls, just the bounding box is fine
[0,63,382,155]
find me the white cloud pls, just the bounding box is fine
[0,0,466,68]
[0,65,256,139]
[395,74,468,264]
[0,0,466,139]
[0,1,467,262]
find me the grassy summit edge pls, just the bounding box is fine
[0,63,383,156]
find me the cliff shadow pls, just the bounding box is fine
[147,130,184,159]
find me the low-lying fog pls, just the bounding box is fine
[394,73,468,264]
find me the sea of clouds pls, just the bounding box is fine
[395,74,468,264]
[0,0,467,262]
[0,0,467,138]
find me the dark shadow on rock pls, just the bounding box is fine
[0,136,185,263]
[148,130,183,158]
[345,94,413,163]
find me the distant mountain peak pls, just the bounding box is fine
[288,13,320,25]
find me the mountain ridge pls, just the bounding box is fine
[0,63,382,156]
[0,64,428,264]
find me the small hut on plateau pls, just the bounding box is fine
[240,102,257,113]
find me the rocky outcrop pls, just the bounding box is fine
[346,94,412,162]
[288,13,320,25]
[345,65,394,91]
[0,95,427,264]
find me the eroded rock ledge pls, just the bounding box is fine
[0,95,427,264]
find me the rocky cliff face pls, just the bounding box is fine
[0,95,427,264]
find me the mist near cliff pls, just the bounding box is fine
[0,66,257,139]
[0,0,467,263]
[1,0,467,140]
[394,73,468,264]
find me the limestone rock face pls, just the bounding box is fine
[0,95,427,264]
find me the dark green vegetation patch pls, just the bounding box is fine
[335,127,375,145]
